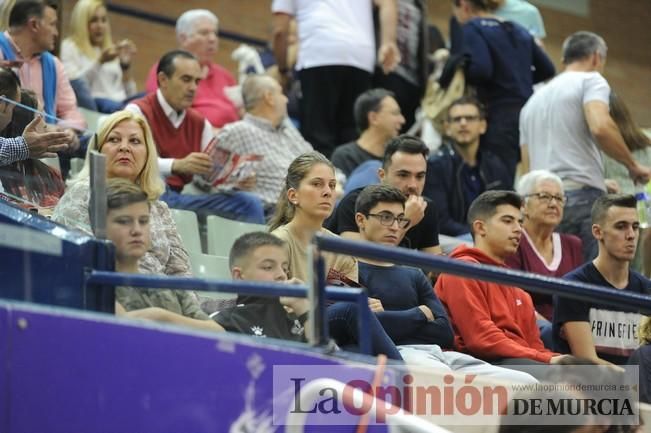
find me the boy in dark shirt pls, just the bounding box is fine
[354,184,536,382]
[215,231,403,360]
[554,194,651,365]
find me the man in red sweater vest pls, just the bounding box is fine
[127,50,264,223]
[144,10,239,128]
[435,190,568,367]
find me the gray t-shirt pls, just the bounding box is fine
[520,71,610,191]
[331,141,382,177]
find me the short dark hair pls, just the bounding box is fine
[353,88,395,132]
[447,96,486,120]
[382,135,429,169]
[467,190,522,229]
[2,88,35,137]
[9,0,57,28]
[0,67,20,101]
[355,184,406,216]
[156,49,197,79]
[591,194,636,225]
[229,231,285,270]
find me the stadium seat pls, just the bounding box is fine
[170,208,203,256]
[206,214,266,257]
[189,252,237,313]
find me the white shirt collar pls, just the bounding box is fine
[156,89,186,128]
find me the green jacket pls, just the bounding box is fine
[117,287,209,320]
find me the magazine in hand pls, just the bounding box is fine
[198,138,263,190]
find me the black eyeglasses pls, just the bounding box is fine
[525,192,567,206]
[447,115,481,124]
[367,212,411,228]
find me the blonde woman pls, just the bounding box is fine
[52,110,192,280]
[61,0,137,112]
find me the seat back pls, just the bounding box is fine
[189,252,237,313]
[206,214,266,257]
[170,208,202,256]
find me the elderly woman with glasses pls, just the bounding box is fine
[506,170,583,343]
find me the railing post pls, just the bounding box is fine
[88,149,107,239]
[307,238,328,347]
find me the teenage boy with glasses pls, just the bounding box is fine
[423,96,512,238]
[354,184,537,382]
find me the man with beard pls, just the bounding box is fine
[326,135,441,255]
[424,96,511,237]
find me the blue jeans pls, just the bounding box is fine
[327,302,403,361]
[557,186,604,262]
[160,188,265,224]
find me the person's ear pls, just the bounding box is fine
[157,71,168,89]
[478,118,487,134]
[27,16,40,33]
[231,266,243,280]
[287,187,298,206]
[378,167,386,181]
[368,110,379,127]
[263,89,274,106]
[472,219,487,238]
[592,223,603,241]
[355,212,366,232]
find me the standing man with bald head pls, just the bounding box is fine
[214,74,312,214]
[145,9,239,128]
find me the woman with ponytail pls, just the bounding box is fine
[270,152,402,360]
[270,151,357,282]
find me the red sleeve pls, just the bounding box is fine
[436,274,554,363]
[145,62,159,94]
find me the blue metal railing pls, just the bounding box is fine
[313,234,651,314]
[85,271,372,354]
[86,232,651,358]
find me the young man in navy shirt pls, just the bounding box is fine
[354,184,536,382]
[554,194,651,365]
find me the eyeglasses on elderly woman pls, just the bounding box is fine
[525,192,567,206]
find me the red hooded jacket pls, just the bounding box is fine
[435,245,557,363]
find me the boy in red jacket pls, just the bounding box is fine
[435,190,567,366]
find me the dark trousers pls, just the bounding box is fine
[481,104,522,187]
[299,65,372,158]
[558,186,605,262]
[160,188,265,224]
[327,302,403,361]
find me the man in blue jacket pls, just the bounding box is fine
[423,97,511,237]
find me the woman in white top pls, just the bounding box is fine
[61,0,137,113]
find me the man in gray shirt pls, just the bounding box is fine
[215,75,312,211]
[520,31,651,260]
[331,88,405,178]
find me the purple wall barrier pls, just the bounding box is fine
[0,301,394,433]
